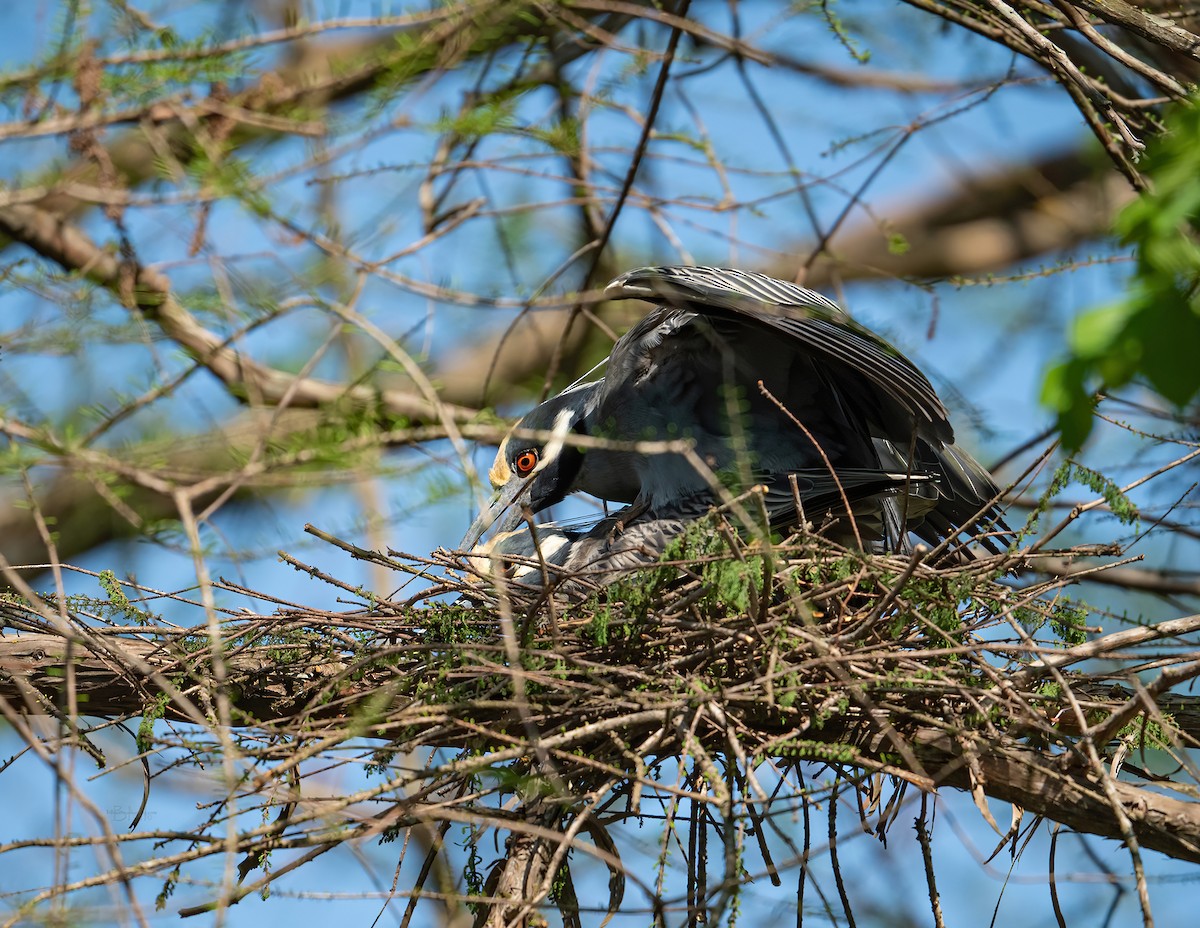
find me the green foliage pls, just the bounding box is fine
[1072,462,1139,524]
[101,38,247,104]
[462,824,486,916]
[188,155,270,217]
[1021,459,1138,539]
[772,737,858,763]
[155,865,181,911]
[528,117,581,157]
[423,605,483,643]
[588,605,611,646]
[896,573,974,635]
[702,554,762,614]
[433,96,520,140]
[1119,714,1175,751]
[98,569,157,625]
[376,29,452,95]
[815,0,872,63]
[579,517,768,647]
[1043,97,1200,449]
[663,518,767,616]
[1049,601,1089,647]
[1014,595,1089,647]
[137,692,170,754]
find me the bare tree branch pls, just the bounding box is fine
[0,202,479,426]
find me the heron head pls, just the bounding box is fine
[460,388,591,549]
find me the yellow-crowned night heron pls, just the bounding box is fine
[462,265,1006,564]
[468,479,936,595]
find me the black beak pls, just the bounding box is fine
[459,480,533,550]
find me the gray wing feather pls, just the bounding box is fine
[607,265,952,442]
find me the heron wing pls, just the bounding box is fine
[605,265,954,444]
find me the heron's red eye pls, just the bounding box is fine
[514,450,539,476]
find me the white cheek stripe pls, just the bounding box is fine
[533,408,575,475]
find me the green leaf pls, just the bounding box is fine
[1040,360,1095,450]
[1042,94,1200,449]
[1068,301,1133,358]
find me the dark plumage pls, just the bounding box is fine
[463,265,1007,561]
[469,473,937,596]
[468,507,685,594]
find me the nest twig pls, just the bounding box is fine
[2,526,1198,924]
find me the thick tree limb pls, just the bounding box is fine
[1035,558,1200,598]
[3,529,1199,923]
[785,148,1133,287]
[913,728,1200,862]
[0,202,479,427]
[3,609,1198,863]
[0,410,344,579]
